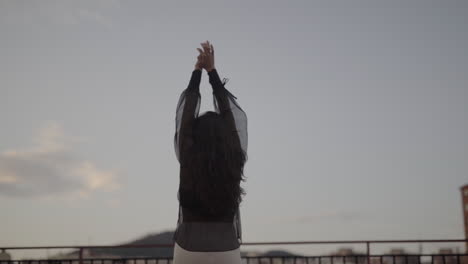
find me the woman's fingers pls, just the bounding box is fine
[196,41,214,70]
[201,42,210,53]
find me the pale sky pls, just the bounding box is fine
[1,0,467,259]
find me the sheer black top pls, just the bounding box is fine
[173,69,248,251]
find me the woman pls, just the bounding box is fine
[172,41,248,264]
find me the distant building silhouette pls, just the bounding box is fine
[0,249,11,261]
[382,248,419,264]
[433,248,458,264]
[330,248,367,264]
[461,184,468,253]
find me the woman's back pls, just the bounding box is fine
[173,68,246,252]
[172,41,247,264]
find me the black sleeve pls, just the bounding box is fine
[208,69,248,156]
[174,69,202,166]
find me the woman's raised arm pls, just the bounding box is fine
[208,68,248,155]
[199,41,248,155]
[174,69,202,166]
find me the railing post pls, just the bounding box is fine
[79,248,83,264]
[366,242,371,264]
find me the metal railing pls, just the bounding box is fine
[1,254,468,264]
[1,239,467,264]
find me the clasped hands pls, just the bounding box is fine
[195,40,215,72]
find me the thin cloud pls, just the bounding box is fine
[293,211,367,224]
[0,121,121,200]
[105,198,122,208]
[0,0,119,29]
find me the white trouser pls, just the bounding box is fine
[173,242,242,264]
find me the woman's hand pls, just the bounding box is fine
[195,40,215,72]
[194,52,203,70]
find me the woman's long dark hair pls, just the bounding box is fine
[186,111,247,217]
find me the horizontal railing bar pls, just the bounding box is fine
[15,254,468,260]
[12,254,468,263]
[2,239,467,250]
[242,239,468,245]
